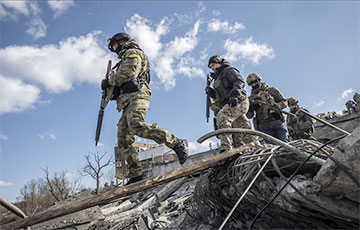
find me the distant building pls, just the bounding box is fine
[115,143,178,181]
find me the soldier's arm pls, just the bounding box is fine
[298,109,315,130]
[109,50,142,87]
[226,68,246,99]
[247,99,255,118]
[269,87,287,110]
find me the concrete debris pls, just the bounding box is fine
[2,113,359,230]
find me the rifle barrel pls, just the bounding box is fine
[95,109,104,146]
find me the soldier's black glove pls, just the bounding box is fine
[101,79,110,90]
[228,97,238,107]
[205,87,216,98]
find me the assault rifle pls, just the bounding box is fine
[95,60,112,146]
[251,98,350,136]
[206,73,212,122]
[250,98,295,117]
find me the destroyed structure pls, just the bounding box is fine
[1,111,359,230]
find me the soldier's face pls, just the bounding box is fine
[289,105,297,111]
[111,42,119,51]
[209,63,221,72]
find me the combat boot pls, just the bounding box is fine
[125,174,144,186]
[173,139,188,165]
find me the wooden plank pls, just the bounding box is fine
[1,144,254,230]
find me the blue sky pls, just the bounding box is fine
[0,1,359,202]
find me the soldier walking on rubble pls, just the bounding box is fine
[286,97,315,141]
[206,55,256,151]
[102,32,188,185]
[246,73,289,142]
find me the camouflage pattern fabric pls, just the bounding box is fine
[216,98,255,149]
[117,98,178,178]
[109,39,151,111]
[286,107,314,140]
[247,83,287,129]
[111,39,177,178]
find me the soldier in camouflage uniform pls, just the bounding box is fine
[206,55,256,151]
[102,33,188,185]
[246,73,288,142]
[286,97,315,141]
[353,92,360,112]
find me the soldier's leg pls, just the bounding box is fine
[258,126,275,144]
[117,112,142,178]
[231,99,257,147]
[273,123,288,142]
[126,99,178,149]
[216,104,235,149]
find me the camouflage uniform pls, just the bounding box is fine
[109,40,178,178]
[287,107,315,140]
[247,82,288,142]
[207,58,255,150]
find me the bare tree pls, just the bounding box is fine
[41,166,82,202]
[81,152,112,194]
[17,178,53,215]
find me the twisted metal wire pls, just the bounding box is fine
[188,137,358,229]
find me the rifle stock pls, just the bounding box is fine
[95,60,112,146]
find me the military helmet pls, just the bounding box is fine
[208,55,223,68]
[107,32,131,52]
[246,73,262,85]
[287,97,299,106]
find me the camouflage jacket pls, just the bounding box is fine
[286,107,314,140]
[247,83,287,128]
[109,40,151,111]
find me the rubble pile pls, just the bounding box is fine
[185,130,360,229]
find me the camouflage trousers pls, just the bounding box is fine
[117,99,177,178]
[217,98,255,149]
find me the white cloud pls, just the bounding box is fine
[0,1,30,20]
[212,10,221,16]
[207,18,245,34]
[125,14,170,60]
[341,88,354,99]
[0,1,45,40]
[224,37,275,64]
[125,14,201,90]
[174,2,205,25]
[26,16,47,39]
[47,0,75,18]
[188,139,219,154]
[0,31,112,94]
[177,57,205,79]
[314,100,325,107]
[0,133,8,141]
[0,180,14,187]
[39,130,57,140]
[0,75,40,114]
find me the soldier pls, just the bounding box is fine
[286,97,315,140]
[102,32,188,185]
[206,55,256,151]
[345,100,357,114]
[353,92,360,112]
[246,73,288,142]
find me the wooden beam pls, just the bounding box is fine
[1,144,254,230]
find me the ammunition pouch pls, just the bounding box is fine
[110,79,140,100]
